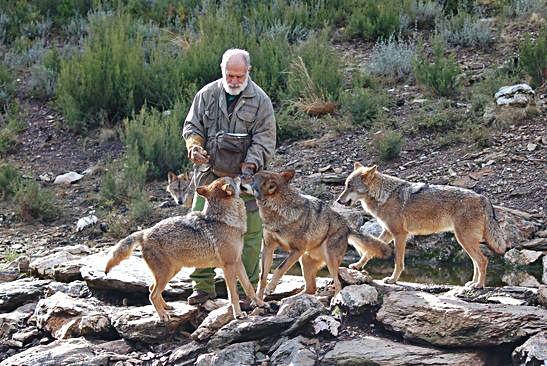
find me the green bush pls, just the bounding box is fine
[469,68,520,113]
[122,103,189,179]
[519,26,546,88]
[412,38,460,97]
[57,13,146,131]
[0,63,15,112]
[276,107,313,143]
[342,88,388,127]
[15,181,59,222]
[346,0,402,41]
[376,130,404,161]
[0,163,21,199]
[407,100,465,133]
[0,103,25,156]
[437,12,493,47]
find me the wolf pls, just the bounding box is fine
[166,171,194,207]
[104,176,264,320]
[242,169,391,299]
[337,162,507,288]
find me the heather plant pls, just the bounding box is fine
[15,180,59,222]
[376,130,404,161]
[0,163,21,199]
[519,26,546,88]
[367,36,416,80]
[437,12,493,47]
[346,0,402,40]
[412,38,460,97]
[342,88,388,128]
[406,0,443,29]
[503,0,547,17]
[0,64,14,112]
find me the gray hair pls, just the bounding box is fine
[220,48,251,72]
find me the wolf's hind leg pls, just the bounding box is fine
[235,260,264,307]
[378,229,393,244]
[455,227,487,288]
[257,239,276,300]
[149,271,175,321]
[300,253,323,295]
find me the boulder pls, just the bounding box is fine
[512,331,547,365]
[208,316,293,348]
[0,278,50,312]
[196,341,256,366]
[331,284,378,313]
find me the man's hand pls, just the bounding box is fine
[240,162,257,178]
[188,146,209,165]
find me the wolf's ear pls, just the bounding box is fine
[168,171,178,183]
[196,185,209,197]
[281,169,295,183]
[354,161,364,170]
[221,183,234,197]
[181,171,190,180]
[266,180,277,195]
[369,165,378,174]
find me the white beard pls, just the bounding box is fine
[221,73,249,96]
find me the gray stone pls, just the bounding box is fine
[277,293,326,318]
[331,284,378,313]
[270,336,316,366]
[209,316,293,348]
[0,302,36,343]
[0,278,50,312]
[312,315,340,337]
[30,250,84,282]
[322,337,486,365]
[502,271,541,288]
[110,301,198,343]
[192,305,234,341]
[53,171,83,184]
[339,267,372,286]
[169,341,208,365]
[0,337,133,366]
[34,292,112,339]
[196,341,256,366]
[538,285,547,307]
[494,84,534,99]
[359,219,383,237]
[543,256,547,285]
[512,331,547,365]
[504,248,543,266]
[377,291,547,347]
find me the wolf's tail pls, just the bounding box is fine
[482,196,507,254]
[349,231,392,260]
[104,231,146,274]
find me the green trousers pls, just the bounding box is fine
[190,193,262,296]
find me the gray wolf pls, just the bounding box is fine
[104,176,264,320]
[243,169,391,299]
[166,171,193,208]
[337,162,507,288]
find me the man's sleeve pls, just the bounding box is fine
[183,92,206,150]
[245,97,276,170]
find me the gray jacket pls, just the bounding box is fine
[183,78,276,184]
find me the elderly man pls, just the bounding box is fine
[182,48,276,305]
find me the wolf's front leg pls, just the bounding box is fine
[383,234,408,284]
[224,264,245,318]
[257,238,276,299]
[264,249,303,295]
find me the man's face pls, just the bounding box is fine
[222,60,249,96]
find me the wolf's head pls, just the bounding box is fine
[166,171,194,207]
[196,176,242,201]
[337,162,377,206]
[241,169,295,200]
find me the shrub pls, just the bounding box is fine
[503,0,547,17]
[15,180,59,222]
[469,68,520,113]
[0,103,25,156]
[0,163,21,199]
[375,130,404,161]
[346,0,402,41]
[519,26,546,88]
[342,88,389,128]
[406,0,443,29]
[437,13,493,47]
[412,38,460,97]
[276,107,313,143]
[0,63,14,112]
[57,13,146,131]
[367,36,416,80]
[122,103,189,179]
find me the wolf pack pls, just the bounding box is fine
[104,163,507,320]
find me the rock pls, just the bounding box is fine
[192,305,234,341]
[520,238,547,251]
[323,336,486,365]
[320,173,346,184]
[339,267,373,286]
[527,142,538,151]
[30,251,84,282]
[76,215,98,232]
[0,271,19,283]
[504,248,543,265]
[0,278,50,312]
[196,341,256,366]
[270,336,316,366]
[209,315,293,348]
[46,281,91,298]
[331,284,378,314]
[110,301,198,343]
[53,172,84,184]
[0,337,133,366]
[169,341,208,365]
[282,307,325,336]
[34,292,112,339]
[450,286,539,306]
[277,294,326,318]
[495,84,535,107]
[0,302,36,342]
[538,285,547,307]
[331,205,365,230]
[312,315,340,337]
[512,331,547,365]
[543,256,547,285]
[359,219,383,237]
[502,271,541,287]
[263,274,331,301]
[11,327,39,344]
[376,291,547,347]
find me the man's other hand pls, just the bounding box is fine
[188,146,209,165]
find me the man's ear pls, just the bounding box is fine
[354,161,363,170]
[221,183,234,197]
[196,186,209,198]
[168,171,178,183]
[281,169,295,183]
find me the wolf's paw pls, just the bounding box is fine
[235,311,247,319]
[163,304,174,310]
[466,282,484,289]
[157,312,171,322]
[252,298,266,308]
[348,263,360,270]
[383,276,398,284]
